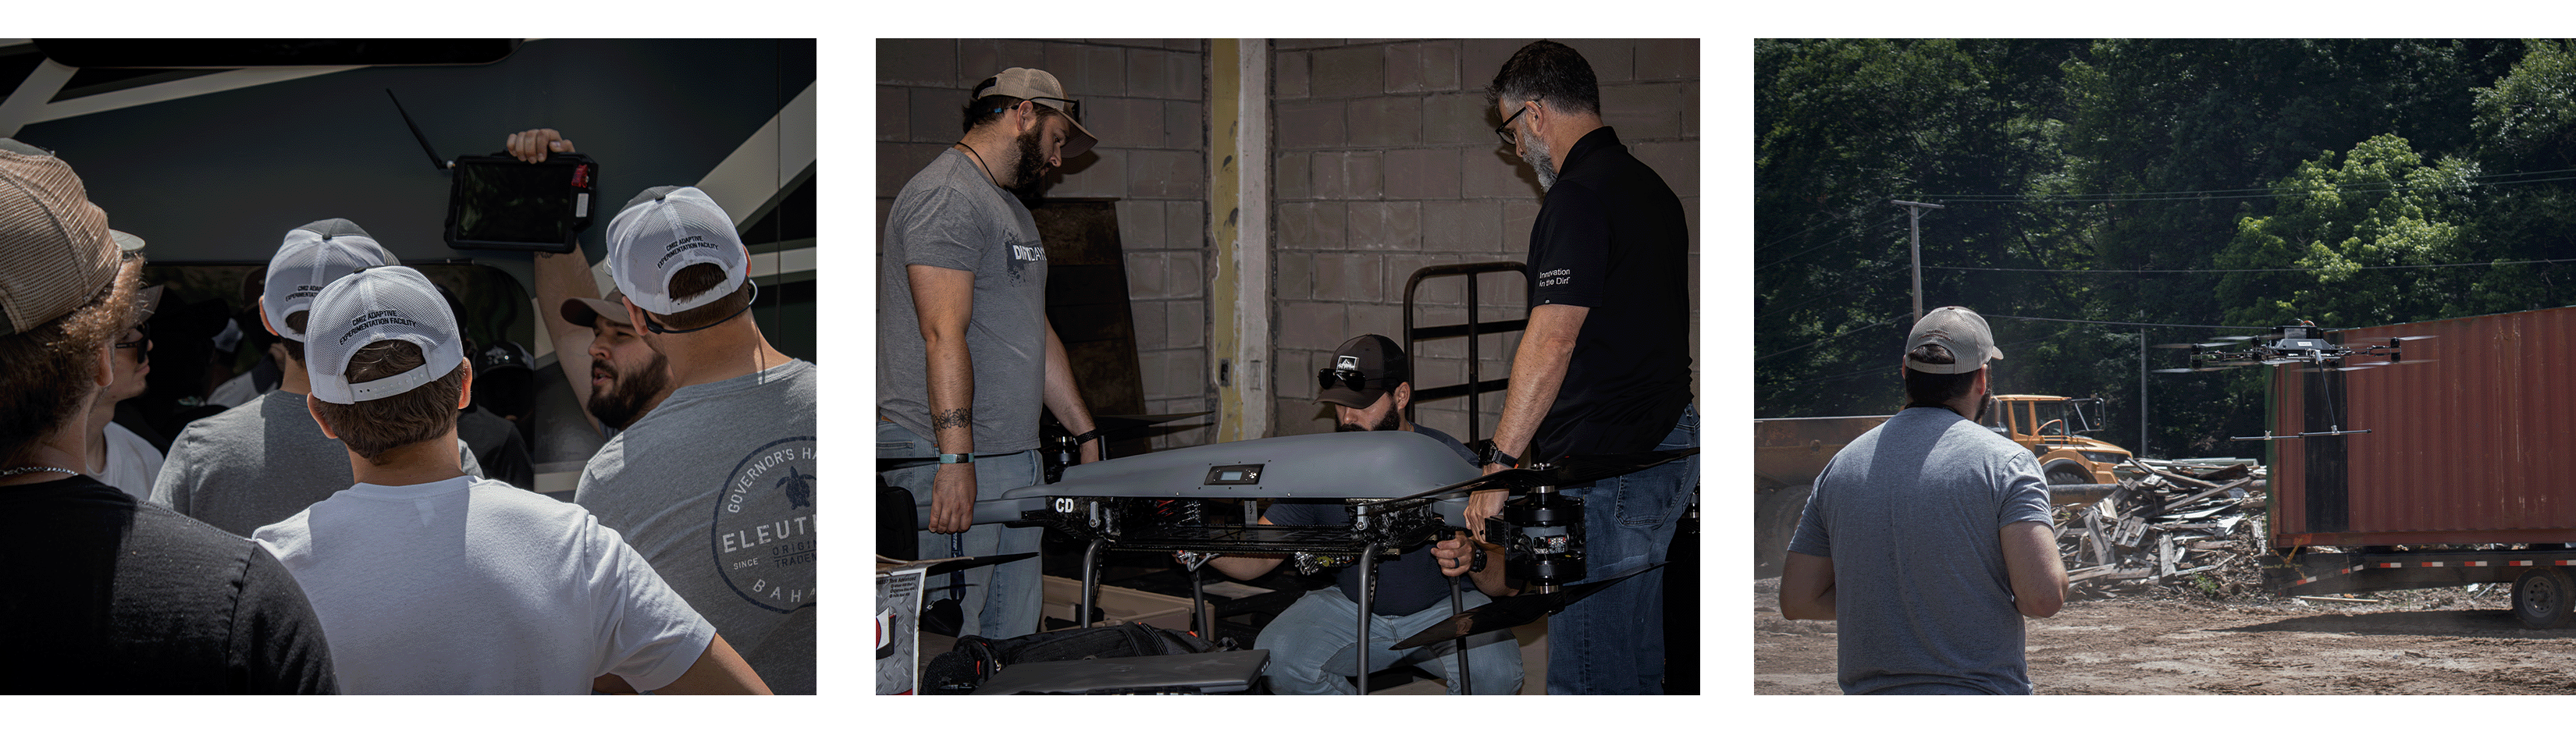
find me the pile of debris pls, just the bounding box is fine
[2058,459,2265,597]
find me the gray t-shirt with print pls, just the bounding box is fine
[877,148,1051,455]
[150,389,486,537]
[577,359,817,694]
[1787,406,2053,694]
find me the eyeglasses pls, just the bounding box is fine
[1318,367,1371,392]
[1496,105,1531,146]
[113,322,150,363]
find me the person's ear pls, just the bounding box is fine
[1393,381,1412,412]
[306,395,338,440]
[457,357,475,410]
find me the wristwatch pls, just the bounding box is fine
[937,453,974,465]
[1474,439,1518,469]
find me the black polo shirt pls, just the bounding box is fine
[1523,126,1694,460]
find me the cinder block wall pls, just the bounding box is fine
[1268,38,1701,442]
[877,39,1215,449]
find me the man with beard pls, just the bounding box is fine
[1186,334,1519,694]
[1461,41,1698,694]
[879,66,1105,641]
[507,130,677,442]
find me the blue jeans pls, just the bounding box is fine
[1546,403,1697,694]
[1256,588,1523,695]
[878,420,1044,640]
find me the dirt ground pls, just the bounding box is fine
[1752,577,2576,694]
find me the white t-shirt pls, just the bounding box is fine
[253,475,714,694]
[97,421,163,502]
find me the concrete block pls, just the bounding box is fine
[1462,146,1539,200]
[1423,91,1499,146]
[1126,48,1176,100]
[959,39,1048,89]
[1138,350,1172,400]
[1349,303,1401,343]
[1119,199,1168,250]
[1276,50,1310,100]
[1461,39,1535,93]
[1382,148,1461,200]
[1391,253,1471,307]
[877,86,909,143]
[1055,147,1124,201]
[1276,201,1345,251]
[1636,38,1697,81]
[1127,251,1167,299]
[1276,250,1314,300]
[1310,46,1382,98]
[1346,98,1423,147]
[1321,252,1386,302]
[1421,200,1500,254]
[878,39,956,87]
[1274,353,1315,403]
[1312,151,1382,201]
[1165,101,1203,152]
[1091,39,1159,48]
[1501,197,1541,248]
[1165,39,1204,53]
[1166,201,1204,251]
[1276,100,1345,150]
[1383,41,1459,94]
[1276,40,1346,52]
[1130,300,1169,350]
[1311,252,1349,300]
[1128,149,1206,200]
[1169,249,1204,298]
[1602,83,1685,142]
[1164,350,1205,405]
[1274,151,1313,200]
[1564,39,1635,83]
[1169,300,1204,350]
[1082,44,1128,98]
[1346,201,1421,252]
[1631,140,1697,199]
[1279,301,1350,351]
[1680,81,1697,139]
[1167,51,1203,101]
[909,87,964,145]
[1091,98,1162,150]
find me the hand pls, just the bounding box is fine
[927,464,976,534]
[1077,437,1103,464]
[1432,531,1481,577]
[1466,482,1508,540]
[505,128,575,163]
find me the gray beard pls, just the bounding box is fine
[1527,131,1558,190]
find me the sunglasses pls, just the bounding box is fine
[1318,367,1370,392]
[114,322,150,364]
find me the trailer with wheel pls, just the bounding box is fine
[2256,306,2576,629]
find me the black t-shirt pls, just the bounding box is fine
[1523,126,1695,460]
[1262,424,1477,616]
[0,475,336,693]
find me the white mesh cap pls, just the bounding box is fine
[605,186,745,316]
[262,218,397,342]
[304,265,464,405]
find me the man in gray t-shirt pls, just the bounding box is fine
[1780,306,2068,694]
[879,67,1105,641]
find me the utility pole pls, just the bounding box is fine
[1891,200,1944,322]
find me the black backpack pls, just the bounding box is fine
[920,623,1215,694]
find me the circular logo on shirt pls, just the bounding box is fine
[710,435,817,613]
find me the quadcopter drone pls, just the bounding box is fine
[2154,320,2433,440]
[2153,321,2432,374]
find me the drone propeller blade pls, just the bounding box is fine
[2150,342,2202,350]
[2210,335,2257,343]
[2393,336,2435,342]
[2151,368,2201,374]
[2261,358,2301,365]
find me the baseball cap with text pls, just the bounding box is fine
[303,265,464,405]
[1317,334,1411,409]
[1904,306,2005,374]
[262,218,397,342]
[605,186,745,317]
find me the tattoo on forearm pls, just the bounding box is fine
[932,407,973,431]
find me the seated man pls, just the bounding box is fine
[249,265,768,694]
[1191,334,1521,694]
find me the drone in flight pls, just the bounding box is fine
[2153,321,2432,375]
